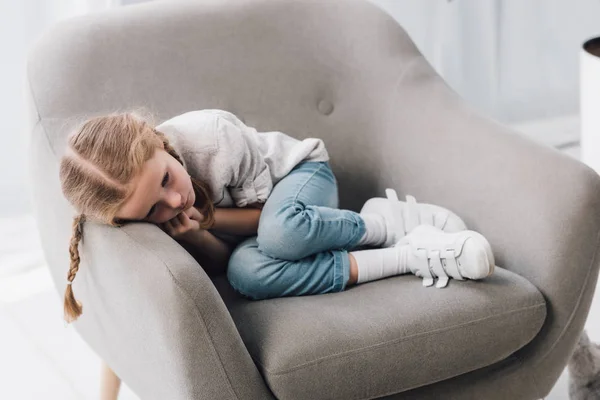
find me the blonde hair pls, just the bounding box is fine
[59,108,215,324]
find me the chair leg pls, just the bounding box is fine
[100,360,122,400]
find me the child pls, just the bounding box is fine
[59,108,495,324]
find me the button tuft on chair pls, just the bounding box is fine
[317,100,334,115]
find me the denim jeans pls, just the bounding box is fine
[226,161,367,300]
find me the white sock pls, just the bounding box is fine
[356,213,387,247]
[350,246,410,284]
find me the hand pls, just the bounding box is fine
[159,207,206,242]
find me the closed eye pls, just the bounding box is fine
[145,171,169,220]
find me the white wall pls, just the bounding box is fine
[370,0,600,124]
[1,1,116,218]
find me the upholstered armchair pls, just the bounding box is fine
[25,0,600,398]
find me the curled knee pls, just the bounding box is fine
[257,203,311,260]
[227,247,270,300]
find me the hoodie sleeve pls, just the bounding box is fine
[156,109,273,208]
[212,112,273,208]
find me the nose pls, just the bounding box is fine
[166,191,184,210]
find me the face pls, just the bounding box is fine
[116,148,196,224]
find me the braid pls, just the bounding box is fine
[64,214,85,323]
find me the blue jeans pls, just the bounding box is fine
[226,161,367,300]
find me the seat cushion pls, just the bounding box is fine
[212,267,546,400]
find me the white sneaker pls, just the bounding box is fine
[394,224,495,288]
[360,188,468,247]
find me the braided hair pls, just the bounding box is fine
[59,109,215,324]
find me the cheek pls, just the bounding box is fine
[178,166,190,182]
[177,168,192,191]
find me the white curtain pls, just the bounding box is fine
[370,0,600,124]
[0,0,121,219]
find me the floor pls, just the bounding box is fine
[0,115,587,399]
[0,215,139,399]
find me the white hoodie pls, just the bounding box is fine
[155,109,330,208]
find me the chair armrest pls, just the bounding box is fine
[379,56,600,391]
[70,222,275,400]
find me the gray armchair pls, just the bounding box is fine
[25,0,600,399]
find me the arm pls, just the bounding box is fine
[157,110,273,208]
[179,229,235,277]
[215,113,273,207]
[211,207,262,236]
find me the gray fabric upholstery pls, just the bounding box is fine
[213,268,545,399]
[25,0,600,398]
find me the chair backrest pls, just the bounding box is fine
[25,0,426,290]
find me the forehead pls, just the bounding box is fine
[117,150,166,220]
